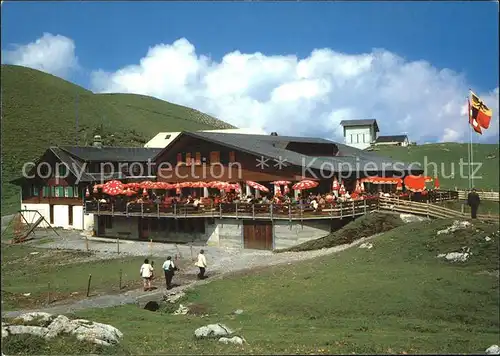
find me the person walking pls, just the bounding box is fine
[162,256,178,290]
[195,249,207,280]
[467,188,481,219]
[140,258,154,291]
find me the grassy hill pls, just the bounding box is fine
[1,64,235,214]
[373,143,499,190]
[24,218,495,355]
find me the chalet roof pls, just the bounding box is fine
[375,135,408,143]
[158,131,421,173]
[339,119,380,133]
[60,146,162,162]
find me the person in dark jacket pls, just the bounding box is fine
[467,188,481,219]
[162,256,178,290]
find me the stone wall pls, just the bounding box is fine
[273,220,332,250]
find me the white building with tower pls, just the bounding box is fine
[339,119,380,150]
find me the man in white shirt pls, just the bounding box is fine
[195,249,207,280]
[140,258,154,291]
[162,256,178,290]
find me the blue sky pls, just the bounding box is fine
[1,1,498,142]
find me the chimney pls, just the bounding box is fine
[93,135,102,148]
[270,132,278,136]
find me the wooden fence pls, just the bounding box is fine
[457,190,499,201]
[379,197,498,222]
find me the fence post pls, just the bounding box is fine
[126,202,129,217]
[174,203,177,218]
[270,204,274,221]
[252,204,255,220]
[288,204,291,222]
[157,203,160,218]
[235,203,238,219]
[352,200,355,216]
[219,204,222,218]
[86,274,92,297]
[47,282,51,305]
[117,238,120,254]
[149,239,153,256]
[85,235,89,251]
[119,269,122,290]
[141,203,144,216]
[340,202,343,218]
[97,201,100,215]
[426,201,430,218]
[364,199,367,214]
[461,204,464,214]
[190,242,194,261]
[111,203,114,217]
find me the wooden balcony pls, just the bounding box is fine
[84,198,380,221]
[22,197,83,206]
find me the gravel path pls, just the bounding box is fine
[2,230,381,319]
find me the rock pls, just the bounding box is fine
[485,236,492,242]
[3,314,123,346]
[29,252,39,255]
[437,220,471,235]
[359,243,373,249]
[144,301,160,312]
[45,315,77,338]
[233,309,244,315]
[219,336,246,345]
[173,304,189,315]
[15,312,55,327]
[400,214,425,223]
[23,293,31,297]
[163,290,186,304]
[7,325,48,338]
[71,320,123,346]
[486,345,500,355]
[437,252,470,262]
[194,323,233,339]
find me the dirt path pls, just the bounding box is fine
[2,234,380,319]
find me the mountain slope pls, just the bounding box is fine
[0,64,234,214]
[372,143,499,190]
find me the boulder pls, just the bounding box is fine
[163,290,186,304]
[14,312,55,327]
[233,309,244,315]
[359,243,373,249]
[437,220,471,235]
[400,214,425,223]
[486,345,500,355]
[194,323,233,339]
[173,304,189,315]
[2,313,123,346]
[219,336,245,345]
[437,252,470,263]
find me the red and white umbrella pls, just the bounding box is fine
[124,188,137,197]
[246,181,270,193]
[139,180,155,189]
[360,181,365,192]
[102,180,124,196]
[292,180,319,191]
[339,183,346,196]
[270,180,291,186]
[191,181,208,188]
[274,185,282,196]
[354,181,362,194]
[142,188,148,196]
[85,188,90,197]
[396,181,403,190]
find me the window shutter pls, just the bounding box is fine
[43,186,49,197]
[210,151,220,164]
[67,186,74,197]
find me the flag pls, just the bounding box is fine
[470,91,492,132]
[468,98,482,134]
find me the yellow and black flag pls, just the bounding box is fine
[468,91,492,135]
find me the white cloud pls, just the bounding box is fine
[2,33,78,78]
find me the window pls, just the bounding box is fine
[33,186,40,197]
[58,164,67,177]
[195,152,201,165]
[74,186,79,198]
[66,186,74,198]
[43,186,50,197]
[350,135,353,143]
[210,151,220,164]
[176,153,183,166]
[229,151,235,163]
[186,153,192,166]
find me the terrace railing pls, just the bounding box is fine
[84,198,380,221]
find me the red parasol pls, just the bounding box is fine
[354,181,362,194]
[292,180,319,191]
[139,181,155,189]
[270,180,291,185]
[404,175,426,192]
[396,181,403,190]
[246,181,270,193]
[85,188,90,197]
[142,188,148,196]
[191,182,208,188]
[102,180,124,196]
[124,188,137,197]
[434,176,440,189]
